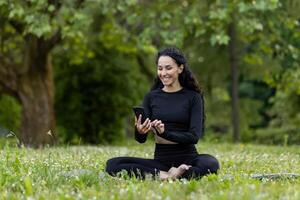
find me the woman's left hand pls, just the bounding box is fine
[151,120,165,134]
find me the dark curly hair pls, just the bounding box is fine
[151,47,203,94]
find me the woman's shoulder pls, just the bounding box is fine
[183,89,203,104]
[183,88,202,97]
[146,88,161,96]
[143,89,160,100]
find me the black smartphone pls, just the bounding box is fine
[132,106,146,123]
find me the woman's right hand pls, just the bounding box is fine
[135,115,151,134]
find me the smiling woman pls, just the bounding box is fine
[156,56,184,92]
[106,47,219,180]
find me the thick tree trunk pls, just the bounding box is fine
[228,18,240,143]
[17,38,56,147]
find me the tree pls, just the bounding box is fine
[0,0,89,147]
[54,46,148,144]
[108,0,299,143]
[110,0,283,142]
[201,0,280,142]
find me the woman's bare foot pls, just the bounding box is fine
[159,164,192,180]
[159,171,170,180]
[168,164,192,179]
[178,164,192,171]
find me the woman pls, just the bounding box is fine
[106,47,219,180]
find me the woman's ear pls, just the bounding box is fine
[179,64,184,73]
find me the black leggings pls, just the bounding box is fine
[106,144,219,179]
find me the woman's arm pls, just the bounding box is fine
[158,129,201,144]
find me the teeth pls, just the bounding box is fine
[161,77,170,82]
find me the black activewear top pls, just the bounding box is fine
[135,87,204,144]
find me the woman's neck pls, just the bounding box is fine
[162,82,182,93]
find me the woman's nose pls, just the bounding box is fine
[161,69,167,75]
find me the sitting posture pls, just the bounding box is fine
[106,47,219,180]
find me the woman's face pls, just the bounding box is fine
[157,56,183,87]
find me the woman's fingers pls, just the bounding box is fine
[137,115,145,133]
[155,120,162,127]
[145,119,151,130]
[152,120,162,128]
[157,123,164,134]
[139,118,152,134]
[149,119,164,134]
[146,119,165,134]
[137,115,142,126]
[142,118,150,126]
[151,119,157,127]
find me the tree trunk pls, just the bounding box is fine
[17,38,56,147]
[228,18,240,143]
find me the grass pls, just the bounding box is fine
[0,140,299,200]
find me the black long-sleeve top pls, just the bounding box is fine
[135,88,204,144]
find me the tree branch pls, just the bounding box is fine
[44,0,85,51]
[45,29,61,51]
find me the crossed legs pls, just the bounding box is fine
[106,157,169,179]
[106,154,219,180]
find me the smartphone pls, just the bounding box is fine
[132,106,146,123]
[133,106,159,134]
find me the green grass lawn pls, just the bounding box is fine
[0,140,299,200]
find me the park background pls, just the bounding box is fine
[1,0,300,147]
[0,0,300,199]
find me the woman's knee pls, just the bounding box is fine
[105,157,120,174]
[205,154,220,174]
[197,154,220,174]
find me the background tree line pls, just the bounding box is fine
[0,0,299,146]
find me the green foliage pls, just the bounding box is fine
[203,0,280,46]
[257,2,300,145]
[248,127,300,145]
[1,0,300,145]
[0,95,21,134]
[54,46,148,144]
[1,0,93,38]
